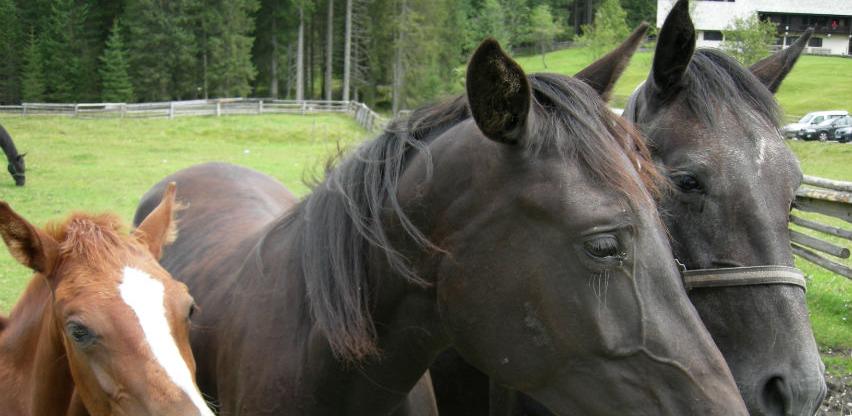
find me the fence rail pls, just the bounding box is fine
[792,175,852,279]
[0,98,387,133]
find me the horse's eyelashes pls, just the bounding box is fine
[66,322,97,347]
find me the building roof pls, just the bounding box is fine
[657,0,852,31]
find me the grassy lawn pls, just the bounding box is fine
[0,114,850,375]
[786,140,852,373]
[513,47,852,121]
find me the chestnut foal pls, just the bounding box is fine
[0,183,214,416]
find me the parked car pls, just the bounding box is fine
[782,110,849,139]
[797,116,852,141]
[836,125,852,143]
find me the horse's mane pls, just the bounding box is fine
[44,213,138,270]
[293,73,663,362]
[642,48,781,128]
[0,124,19,162]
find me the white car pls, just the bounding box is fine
[782,110,849,139]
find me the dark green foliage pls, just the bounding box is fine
[200,0,260,98]
[39,0,88,102]
[99,19,134,102]
[21,31,45,102]
[620,0,655,29]
[0,0,22,103]
[3,0,627,106]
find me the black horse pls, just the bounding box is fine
[0,123,25,186]
[623,0,825,414]
[435,2,826,415]
[135,39,749,415]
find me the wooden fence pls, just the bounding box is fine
[0,98,387,133]
[791,175,852,279]
[1,99,849,279]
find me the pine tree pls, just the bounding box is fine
[527,5,562,68]
[21,31,46,102]
[474,0,511,49]
[0,0,22,103]
[576,0,630,58]
[123,0,200,101]
[202,0,259,98]
[40,0,84,102]
[99,19,134,102]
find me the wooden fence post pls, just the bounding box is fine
[169,102,175,119]
[216,102,221,117]
[258,100,263,114]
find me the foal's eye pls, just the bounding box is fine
[188,303,198,320]
[583,235,623,260]
[671,173,702,193]
[67,322,97,347]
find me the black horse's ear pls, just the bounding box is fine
[575,22,649,102]
[750,29,812,93]
[651,0,694,98]
[466,38,531,145]
[17,153,25,160]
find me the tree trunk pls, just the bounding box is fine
[296,6,305,100]
[270,6,279,99]
[325,0,334,101]
[392,0,406,114]
[342,0,352,101]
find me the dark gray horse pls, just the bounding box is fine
[134,38,749,415]
[0,123,25,186]
[622,1,825,414]
[435,2,826,415]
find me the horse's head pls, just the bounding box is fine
[0,184,213,416]
[7,153,25,186]
[625,0,825,413]
[399,39,747,414]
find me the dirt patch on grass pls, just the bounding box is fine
[818,349,852,416]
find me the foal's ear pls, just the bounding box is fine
[575,22,649,102]
[466,38,531,145]
[651,0,694,98]
[133,182,178,260]
[0,202,59,274]
[750,29,812,94]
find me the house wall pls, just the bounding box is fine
[658,0,852,56]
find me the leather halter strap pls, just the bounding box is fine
[681,265,807,292]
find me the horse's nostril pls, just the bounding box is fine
[760,376,792,416]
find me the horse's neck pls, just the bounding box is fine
[0,125,18,162]
[0,276,75,414]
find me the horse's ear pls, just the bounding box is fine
[575,22,649,101]
[466,38,531,145]
[0,202,59,274]
[651,0,695,98]
[17,153,26,159]
[133,182,178,260]
[750,29,812,93]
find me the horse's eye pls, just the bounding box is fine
[188,303,198,320]
[67,322,97,347]
[671,173,702,193]
[583,235,623,260]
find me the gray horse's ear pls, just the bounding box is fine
[466,38,531,145]
[575,22,649,102]
[750,29,812,94]
[651,0,694,98]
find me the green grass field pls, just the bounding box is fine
[0,114,365,312]
[0,113,851,374]
[513,48,852,121]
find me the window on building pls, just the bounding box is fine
[809,37,823,47]
[786,36,799,46]
[774,37,784,45]
[704,31,724,41]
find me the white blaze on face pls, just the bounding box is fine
[119,266,214,416]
